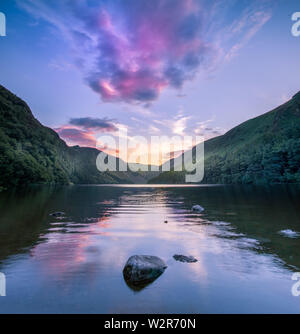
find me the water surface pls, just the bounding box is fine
[0,184,300,313]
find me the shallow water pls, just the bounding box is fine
[0,184,300,314]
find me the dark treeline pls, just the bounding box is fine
[0,85,150,190]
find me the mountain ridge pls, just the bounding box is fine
[1,84,299,188]
[150,91,300,184]
[0,85,154,189]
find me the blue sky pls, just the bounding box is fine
[0,0,300,160]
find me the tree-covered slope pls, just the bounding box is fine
[0,85,149,189]
[150,92,300,184]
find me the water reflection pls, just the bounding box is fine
[0,185,299,313]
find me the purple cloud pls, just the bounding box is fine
[54,117,118,147]
[69,117,118,132]
[55,127,96,147]
[19,0,273,104]
[84,0,209,103]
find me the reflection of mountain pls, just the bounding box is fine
[0,185,123,267]
[163,185,300,270]
[0,187,56,265]
[150,92,300,184]
[1,185,299,313]
[0,85,155,189]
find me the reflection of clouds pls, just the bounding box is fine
[31,233,92,278]
[113,192,210,280]
[174,210,288,279]
[27,188,288,297]
[30,217,112,284]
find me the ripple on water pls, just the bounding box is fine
[278,229,300,238]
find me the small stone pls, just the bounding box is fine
[49,212,65,217]
[279,229,300,238]
[192,205,204,213]
[173,254,198,263]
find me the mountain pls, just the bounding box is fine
[0,85,154,190]
[150,92,300,184]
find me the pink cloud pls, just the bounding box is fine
[55,127,97,148]
[20,0,274,104]
[55,117,119,148]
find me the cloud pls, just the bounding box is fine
[224,10,272,61]
[148,125,161,135]
[19,0,273,104]
[152,109,192,136]
[193,119,225,139]
[55,117,119,147]
[83,0,210,103]
[55,127,97,147]
[69,117,118,132]
[173,116,191,136]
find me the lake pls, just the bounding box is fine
[0,184,300,314]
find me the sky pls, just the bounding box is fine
[0,0,300,164]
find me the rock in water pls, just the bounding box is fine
[192,205,204,213]
[279,229,300,238]
[123,255,167,289]
[49,212,65,217]
[173,255,198,263]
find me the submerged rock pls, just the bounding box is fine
[192,205,204,213]
[84,217,99,223]
[49,212,65,217]
[279,229,300,238]
[173,255,198,263]
[123,255,167,290]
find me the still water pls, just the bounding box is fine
[0,184,300,314]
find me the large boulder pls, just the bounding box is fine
[123,255,167,290]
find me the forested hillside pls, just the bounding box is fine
[150,92,300,184]
[0,85,149,189]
